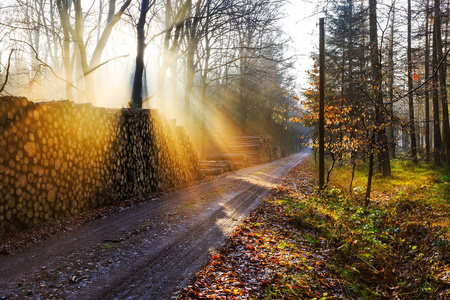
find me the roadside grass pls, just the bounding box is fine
[179,156,450,299]
[280,157,450,299]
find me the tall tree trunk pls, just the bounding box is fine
[48,0,60,69]
[184,45,195,122]
[319,17,325,189]
[200,0,211,159]
[57,0,74,101]
[425,0,431,161]
[74,0,92,101]
[169,22,183,114]
[370,0,391,177]
[347,0,354,98]
[155,0,172,109]
[107,0,116,24]
[73,0,130,102]
[97,0,103,43]
[388,1,396,158]
[433,6,443,165]
[239,51,247,135]
[131,0,149,109]
[408,0,418,163]
[184,0,200,125]
[435,0,450,163]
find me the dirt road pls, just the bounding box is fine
[0,151,308,299]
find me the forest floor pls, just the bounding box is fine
[0,151,308,299]
[178,156,450,299]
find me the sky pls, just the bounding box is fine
[282,0,323,92]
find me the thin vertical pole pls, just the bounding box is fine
[319,18,325,189]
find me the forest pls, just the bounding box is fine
[0,0,304,155]
[284,0,450,298]
[182,0,450,296]
[302,0,450,197]
[0,0,449,298]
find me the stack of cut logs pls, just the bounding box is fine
[199,135,283,176]
[228,135,274,165]
[199,153,250,176]
[0,96,201,234]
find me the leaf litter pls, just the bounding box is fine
[178,160,346,299]
[178,158,450,299]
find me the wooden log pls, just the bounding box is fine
[199,160,233,172]
[202,168,223,176]
[205,153,247,162]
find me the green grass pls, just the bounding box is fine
[274,157,450,299]
[180,156,449,299]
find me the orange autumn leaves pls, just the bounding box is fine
[291,64,399,158]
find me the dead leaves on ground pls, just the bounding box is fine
[178,161,346,299]
[179,158,450,299]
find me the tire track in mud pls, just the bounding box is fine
[0,151,308,300]
[87,152,307,300]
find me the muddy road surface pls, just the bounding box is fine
[0,151,308,299]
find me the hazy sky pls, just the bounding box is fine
[283,0,322,91]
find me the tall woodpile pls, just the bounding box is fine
[0,96,201,234]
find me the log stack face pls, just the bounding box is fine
[199,136,283,176]
[227,136,282,165]
[0,97,201,234]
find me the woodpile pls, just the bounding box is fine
[272,145,282,161]
[228,135,280,165]
[0,96,201,234]
[199,160,234,176]
[199,135,283,177]
[200,153,249,177]
[205,153,250,171]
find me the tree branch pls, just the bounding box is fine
[89,0,131,69]
[0,49,14,93]
[13,39,85,94]
[81,54,129,78]
[386,48,450,105]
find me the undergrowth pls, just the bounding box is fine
[277,157,450,299]
[179,156,449,300]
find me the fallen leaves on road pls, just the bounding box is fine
[178,160,346,299]
[179,158,450,299]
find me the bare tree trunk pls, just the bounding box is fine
[155,0,172,109]
[200,0,211,159]
[408,0,418,163]
[433,6,443,166]
[57,0,74,101]
[370,0,391,177]
[97,0,103,43]
[184,0,201,124]
[435,0,450,163]
[388,2,396,159]
[131,0,149,109]
[425,0,431,161]
[107,0,115,23]
[73,0,95,102]
[0,50,14,93]
[365,130,375,206]
[239,49,247,135]
[73,0,130,102]
[48,0,60,69]
[169,21,183,113]
[319,17,325,189]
